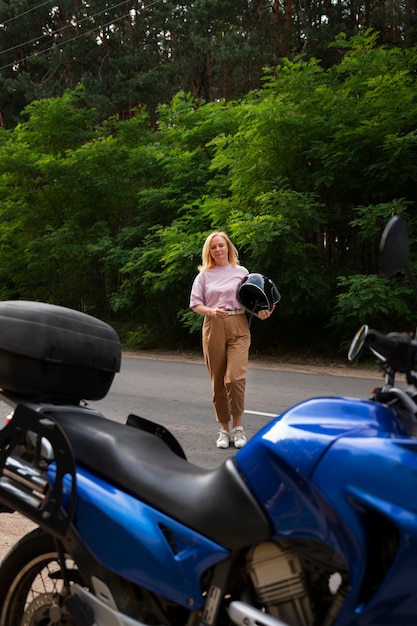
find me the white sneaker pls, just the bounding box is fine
[232,427,247,448]
[216,430,230,449]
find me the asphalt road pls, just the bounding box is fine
[88,354,383,469]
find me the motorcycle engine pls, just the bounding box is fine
[247,542,314,626]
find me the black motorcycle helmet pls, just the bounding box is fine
[238,273,281,313]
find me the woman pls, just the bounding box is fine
[190,231,273,449]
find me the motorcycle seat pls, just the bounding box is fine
[49,408,271,550]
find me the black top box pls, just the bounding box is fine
[0,301,121,403]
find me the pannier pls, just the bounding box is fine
[0,301,121,403]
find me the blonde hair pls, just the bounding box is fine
[198,231,240,271]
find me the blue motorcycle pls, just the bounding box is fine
[0,216,415,625]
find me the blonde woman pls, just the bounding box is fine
[190,232,272,449]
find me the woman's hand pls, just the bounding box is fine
[257,305,275,320]
[192,303,230,318]
[211,305,229,318]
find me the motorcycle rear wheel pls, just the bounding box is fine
[0,526,85,625]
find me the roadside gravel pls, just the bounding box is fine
[125,349,379,379]
[0,514,36,563]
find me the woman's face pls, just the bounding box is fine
[209,235,229,266]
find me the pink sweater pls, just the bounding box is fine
[190,264,249,310]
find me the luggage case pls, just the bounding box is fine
[0,300,121,402]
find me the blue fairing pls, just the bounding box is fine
[51,464,229,609]
[236,396,404,540]
[313,427,417,623]
[236,396,417,624]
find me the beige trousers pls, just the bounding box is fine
[202,315,251,424]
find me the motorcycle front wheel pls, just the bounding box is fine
[0,526,85,625]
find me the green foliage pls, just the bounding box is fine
[125,326,157,351]
[0,0,415,129]
[1,32,417,355]
[331,274,415,349]
[16,89,97,156]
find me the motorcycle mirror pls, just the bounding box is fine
[348,324,369,361]
[379,215,409,278]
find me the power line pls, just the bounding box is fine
[0,0,54,26]
[0,12,132,71]
[0,0,135,58]
[0,0,165,73]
